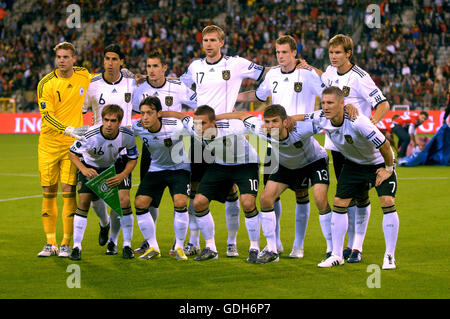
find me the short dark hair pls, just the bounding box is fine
[104,44,125,60]
[101,104,124,122]
[139,96,162,112]
[194,105,216,121]
[322,86,345,102]
[264,104,287,121]
[146,51,166,65]
[420,111,429,119]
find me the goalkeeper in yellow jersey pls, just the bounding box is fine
[36,42,91,257]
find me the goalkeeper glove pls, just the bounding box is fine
[64,125,89,140]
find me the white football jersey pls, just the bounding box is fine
[70,124,138,169]
[180,55,264,115]
[131,78,197,113]
[132,118,190,172]
[304,110,387,165]
[182,117,259,166]
[83,73,136,128]
[321,64,387,151]
[256,66,326,115]
[243,116,328,169]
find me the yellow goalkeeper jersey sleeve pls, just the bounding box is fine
[37,67,92,148]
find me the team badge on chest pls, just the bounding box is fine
[344,135,354,144]
[164,138,173,147]
[165,96,173,106]
[222,70,231,81]
[124,93,131,103]
[342,86,350,97]
[294,82,303,93]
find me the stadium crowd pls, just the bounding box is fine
[0,0,448,111]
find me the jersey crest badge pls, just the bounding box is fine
[344,135,354,144]
[124,93,131,103]
[164,138,173,147]
[342,86,350,97]
[293,140,303,148]
[222,70,231,81]
[79,88,85,96]
[40,102,46,109]
[165,96,173,106]
[294,82,303,93]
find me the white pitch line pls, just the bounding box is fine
[0,173,39,177]
[399,177,449,180]
[0,184,141,202]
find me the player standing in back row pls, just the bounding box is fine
[302,34,390,263]
[180,25,266,257]
[83,44,136,256]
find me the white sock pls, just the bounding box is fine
[174,211,189,249]
[383,212,399,257]
[225,199,240,245]
[260,211,277,252]
[346,205,356,249]
[319,212,333,253]
[73,215,87,250]
[91,199,110,227]
[331,212,348,258]
[274,199,282,248]
[136,212,159,251]
[109,209,121,245]
[353,204,371,252]
[196,212,216,252]
[188,200,200,247]
[121,213,134,248]
[244,213,260,251]
[293,202,310,249]
[148,206,159,225]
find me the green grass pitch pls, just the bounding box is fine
[0,134,448,299]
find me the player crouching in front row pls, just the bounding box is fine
[68,104,138,260]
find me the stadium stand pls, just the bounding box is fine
[0,0,448,112]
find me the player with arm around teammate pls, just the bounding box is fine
[160,106,262,263]
[217,105,334,263]
[68,104,138,260]
[131,51,198,256]
[132,96,191,261]
[296,87,399,269]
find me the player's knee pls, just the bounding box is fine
[135,195,150,211]
[193,194,209,212]
[260,192,275,210]
[380,195,395,208]
[173,196,188,209]
[240,195,256,212]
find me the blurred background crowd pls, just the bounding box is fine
[0,0,448,112]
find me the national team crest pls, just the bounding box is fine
[294,82,303,93]
[124,93,131,103]
[293,140,303,148]
[344,135,354,144]
[342,86,350,97]
[164,138,173,147]
[222,70,231,81]
[165,96,173,106]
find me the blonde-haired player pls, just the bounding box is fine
[36,42,91,257]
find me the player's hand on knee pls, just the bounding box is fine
[375,167,392,187]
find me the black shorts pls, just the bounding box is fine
[268,157,330,190]
[335,159,398,199]
[136,169,191,208]
[189,135,210,183]
[197,163,259,203]
[77,156,132,200]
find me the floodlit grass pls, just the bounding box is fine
[0,134,448,299]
